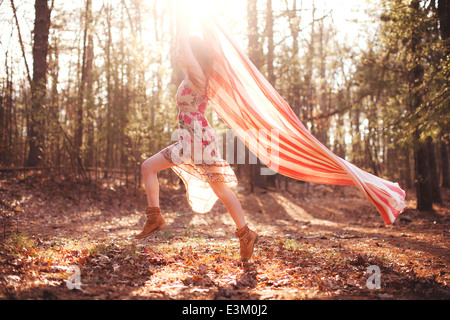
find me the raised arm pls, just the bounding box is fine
[176,18,208,95]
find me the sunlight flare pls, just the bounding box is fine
[177,0,217,20]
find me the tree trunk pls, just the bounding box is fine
[27,0,50,167]
[247,0,261,69]
[85,33,95,168]
[404,147,413,189]
[316,16,329,146]
[351,108,362,167]
[48,31,60,168]
[1,56,14,166]
[410,1,433,211]
[74,0,92,156]
[247,0,266,190]
[437,0,450,45]
[286,0,302,118]
[426,136,442,203]
[440,137,450,188]
[436,0,449,188]
[104,3,113,177]
[265,0,278,188]
[266,0,275,87]
[415,134,433,211]
[305,2,315,125]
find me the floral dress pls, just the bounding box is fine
[159,78,238,213]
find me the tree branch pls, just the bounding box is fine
[10,0,32,87]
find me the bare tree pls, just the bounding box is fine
[27,0,51,167]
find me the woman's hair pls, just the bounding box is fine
[189,36,213,94]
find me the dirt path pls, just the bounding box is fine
[1,173,449,300]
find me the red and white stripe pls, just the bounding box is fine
[203,20,406,225]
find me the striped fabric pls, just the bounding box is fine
[203,20,406,225]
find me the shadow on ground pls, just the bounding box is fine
[0,172,449,300]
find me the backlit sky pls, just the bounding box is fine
[0,0,375,83]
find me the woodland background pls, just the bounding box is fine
[0,0,449,300]
[0,0,449,207]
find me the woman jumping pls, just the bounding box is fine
[135,16,258,262]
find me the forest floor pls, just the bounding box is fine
[0,171,449,300]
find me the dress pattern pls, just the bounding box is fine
[159,78,238,213]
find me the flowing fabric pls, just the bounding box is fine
[201,19,406,225]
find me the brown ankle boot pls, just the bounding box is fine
[235,224,259,261]
[135,207,166,239]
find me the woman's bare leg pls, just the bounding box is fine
[209,181,246,229]
[141,152,174,207]
[210,181,258,260]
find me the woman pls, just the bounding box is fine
[135,17,258,262]
[136,13,406,261]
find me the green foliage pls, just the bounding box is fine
[355,0,449,149]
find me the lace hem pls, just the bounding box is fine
[159,143,238,213]
[160,143,237,185]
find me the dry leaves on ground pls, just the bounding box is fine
[0,172,449,300]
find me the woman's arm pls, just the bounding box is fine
[176,17,207,95]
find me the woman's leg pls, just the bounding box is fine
[209,181,258,261]
[209,181,246,229]
[141,152,174,207]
